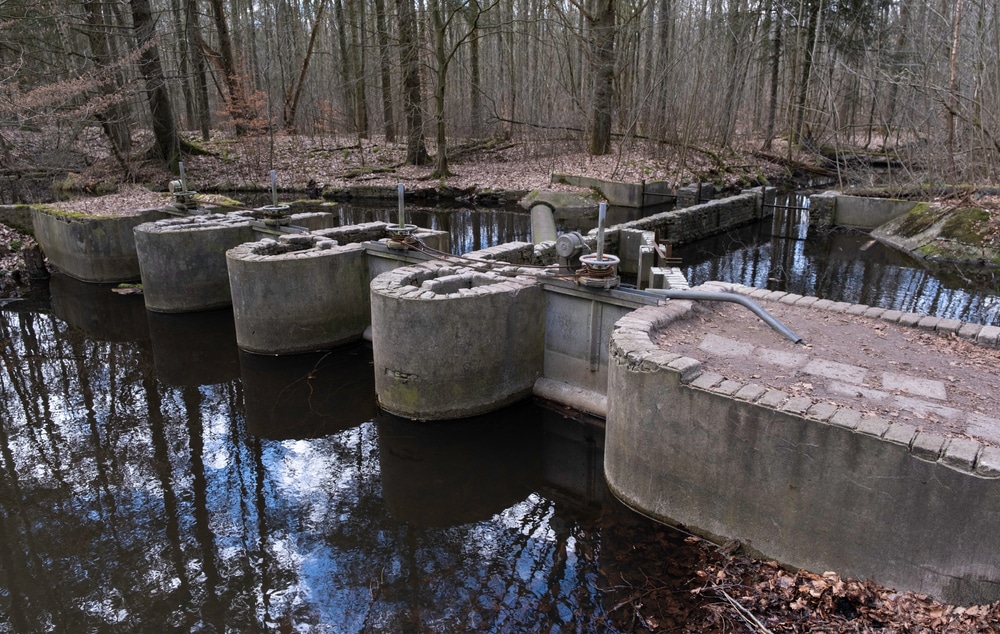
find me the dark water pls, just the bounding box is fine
[676,193,1000,326]
[0,277,696,633]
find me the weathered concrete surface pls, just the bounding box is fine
[605,300,1000,606]
[227,236,371,354]
[0,204,35,234]
[549,174,673,208]
[540,279,659,398]
[371,262,545,420]
[809,192,918,229]
[135,214,257,312]
[33,207,172,282]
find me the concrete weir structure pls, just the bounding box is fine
[371,263,545,420]
[605,286,1000,606]
[27,186,1000,604]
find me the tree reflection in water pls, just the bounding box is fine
[0,288,658,632]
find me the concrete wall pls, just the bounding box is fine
[539,279,659,412]
[604,302,1000,606]
[0,204,35,234]
[33,207,171,282]
[809,192,918,229]
[371,262,545,420]
[135,214,257,312]
[228,236,371,354]
[551,174,673,208]
[615,189,765,247]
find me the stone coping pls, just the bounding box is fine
[227,234,344,260]
[135,212,256,233]
[611,292,1000,479]
[370,260,538,300]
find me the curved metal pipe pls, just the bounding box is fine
[642,289,804,344]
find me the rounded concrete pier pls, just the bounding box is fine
[134,214,256,312]
[370,262,544,420]
[227,234,371,354]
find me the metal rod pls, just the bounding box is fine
[640,288,804,344]
[397,183,405,227]
[596,202,606,260]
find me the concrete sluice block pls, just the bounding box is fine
[227,234,371,354]
[33,207,171,283]
[135,213,257,313]
[371,261,545,420]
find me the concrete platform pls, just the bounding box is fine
[604,284,1000,606]
[660,282,1000,448]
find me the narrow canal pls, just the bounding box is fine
[2,196,997,631]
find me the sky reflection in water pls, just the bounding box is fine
[0,284,636,632]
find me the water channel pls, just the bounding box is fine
[2,196,998,631]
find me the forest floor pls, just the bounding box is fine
[2,132,1000,630]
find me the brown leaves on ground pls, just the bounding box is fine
[603,529,1000,633]
[690,550,1000,633]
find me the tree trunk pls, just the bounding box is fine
[186,0,211,140]
[431,0,450,177]
[792,0,822,146]
[284,0,327,133]
[397,0,430,164]
[81,0,133,158]
[374,0,396,141]
[468,0,482,134]
[587,0,616,156]
[207,0,251,134]
[347,0,369,137]
[129,0,180,169]
[947,0,964,175]
[762,0,781,150]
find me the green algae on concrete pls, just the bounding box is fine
[872,202,1000,267]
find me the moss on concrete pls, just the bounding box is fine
[894,202,939,237]
[939,208,990,244]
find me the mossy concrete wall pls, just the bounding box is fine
[550,174,673,208]
[0,204,35,234]
[605,302,1000,606]
[33,207,171,282]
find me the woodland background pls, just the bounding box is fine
[1,0,998,190]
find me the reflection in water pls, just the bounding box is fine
[678,193,1000,326]
[309,202,654,254]
[0,288,687,632]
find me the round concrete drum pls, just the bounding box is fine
[370,262,544,420]
[134,214,256,312]
[227,235,370,354]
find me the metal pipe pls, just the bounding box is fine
[640,289,804,344]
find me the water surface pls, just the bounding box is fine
[0,280,694,632]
